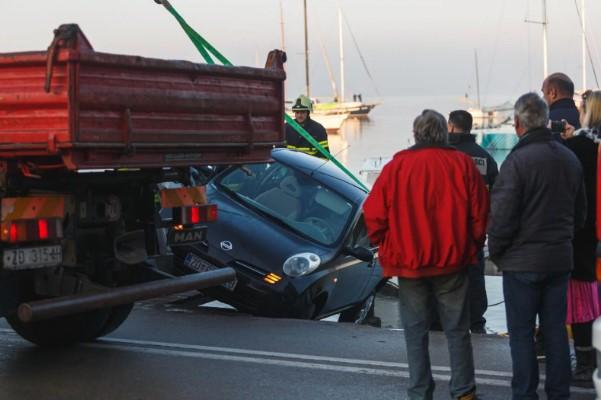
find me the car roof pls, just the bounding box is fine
[271,148,368,203]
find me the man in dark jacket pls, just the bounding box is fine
[488,93,586,399]
[364,110,488,400]
[542,72,581,129]
[449,110,498,333]
[285,95,330,158]
[538,72,580,361]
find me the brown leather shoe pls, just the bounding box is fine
[456,388,477,400]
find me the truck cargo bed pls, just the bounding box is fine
[0,25,286,170]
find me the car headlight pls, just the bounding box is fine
[282,252,321,277]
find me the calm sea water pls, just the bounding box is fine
[328,96,511,333]
[328,95,515,178]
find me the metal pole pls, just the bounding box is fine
[279,0,286,52]
[542,0,549,78]
[279,0,287,96]
[582,0,586,91]
[474,49,481,110]
[18,268,237,322]
[338,7,345,103]
[303,0,310,97]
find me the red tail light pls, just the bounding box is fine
[38,219,48,240]
[9,224,18,242]
[2,218,63,243]
[190,207,201,224]
[173,204,218,226]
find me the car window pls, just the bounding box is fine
[217,162,354,246]
[348,215,371,248]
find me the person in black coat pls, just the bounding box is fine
[448,110,498,333]
[488,93,586,399]
[561,89,601,387]
[285,95,330,158]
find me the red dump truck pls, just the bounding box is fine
[0,24,286,345]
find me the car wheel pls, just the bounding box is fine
[338,292,375,324]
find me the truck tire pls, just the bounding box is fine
[5,275,116,346]
[6,309,111,346]
[95,303,134,337]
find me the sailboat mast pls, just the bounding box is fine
[279,0,286,52]
[474,49,481,110]
[581,0,586,90]
[338,8,345,103]
[542,0,549,78]
[303,0,310,97]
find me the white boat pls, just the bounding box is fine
[468,102,513,130]
[286,111,349,132]
[359,156,392,187]
[313,101,378,118]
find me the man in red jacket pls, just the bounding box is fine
[363,109,489,400]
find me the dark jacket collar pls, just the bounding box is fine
[511,127,552,153]
[449,133,476,145]
[408,143,455,151]
[550,98,577,112]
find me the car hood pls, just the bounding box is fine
[182,185,335,274]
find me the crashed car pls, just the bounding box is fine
[172,148,384,323]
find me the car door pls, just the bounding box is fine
[321,214,375,314]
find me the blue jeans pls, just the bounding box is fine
[398,270,475,400]
[503,271,571,400]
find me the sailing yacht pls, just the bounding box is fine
[312,7,379,118]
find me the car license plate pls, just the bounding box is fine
[3,245,62,270]
[184,253,237,291]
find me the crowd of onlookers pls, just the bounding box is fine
[363,73,601,400]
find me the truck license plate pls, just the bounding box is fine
[184,253,237,291]
[3,245,62,270]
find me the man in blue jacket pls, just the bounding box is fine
[542,72,580,129]
[488,92,586,399]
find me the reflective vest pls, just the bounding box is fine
[285,117,330,158]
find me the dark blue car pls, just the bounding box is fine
[172,149,384,323]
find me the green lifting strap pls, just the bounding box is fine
[156,0,369,192]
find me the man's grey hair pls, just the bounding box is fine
[514,92,549,131]
[413,109,448,145]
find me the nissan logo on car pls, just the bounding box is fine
[220,241,233,251]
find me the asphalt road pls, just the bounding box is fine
[0,295,595,400]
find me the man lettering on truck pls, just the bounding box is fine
[285,95,330,158]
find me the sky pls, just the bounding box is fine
[2,0,601,105]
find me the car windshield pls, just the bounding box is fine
[216,162,354,246]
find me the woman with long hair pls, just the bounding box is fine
[563,89,601,387]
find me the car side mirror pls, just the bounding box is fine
[344,246,374,263]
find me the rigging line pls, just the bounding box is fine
[526,0,532,91]
[313,10,338,99]
[340,9,382,98]
[573,0,600,88]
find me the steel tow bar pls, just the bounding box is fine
[17,268,236,322]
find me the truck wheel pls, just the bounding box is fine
[6,309,111,346]
[338,293,375,324]
[95,303,134,337]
